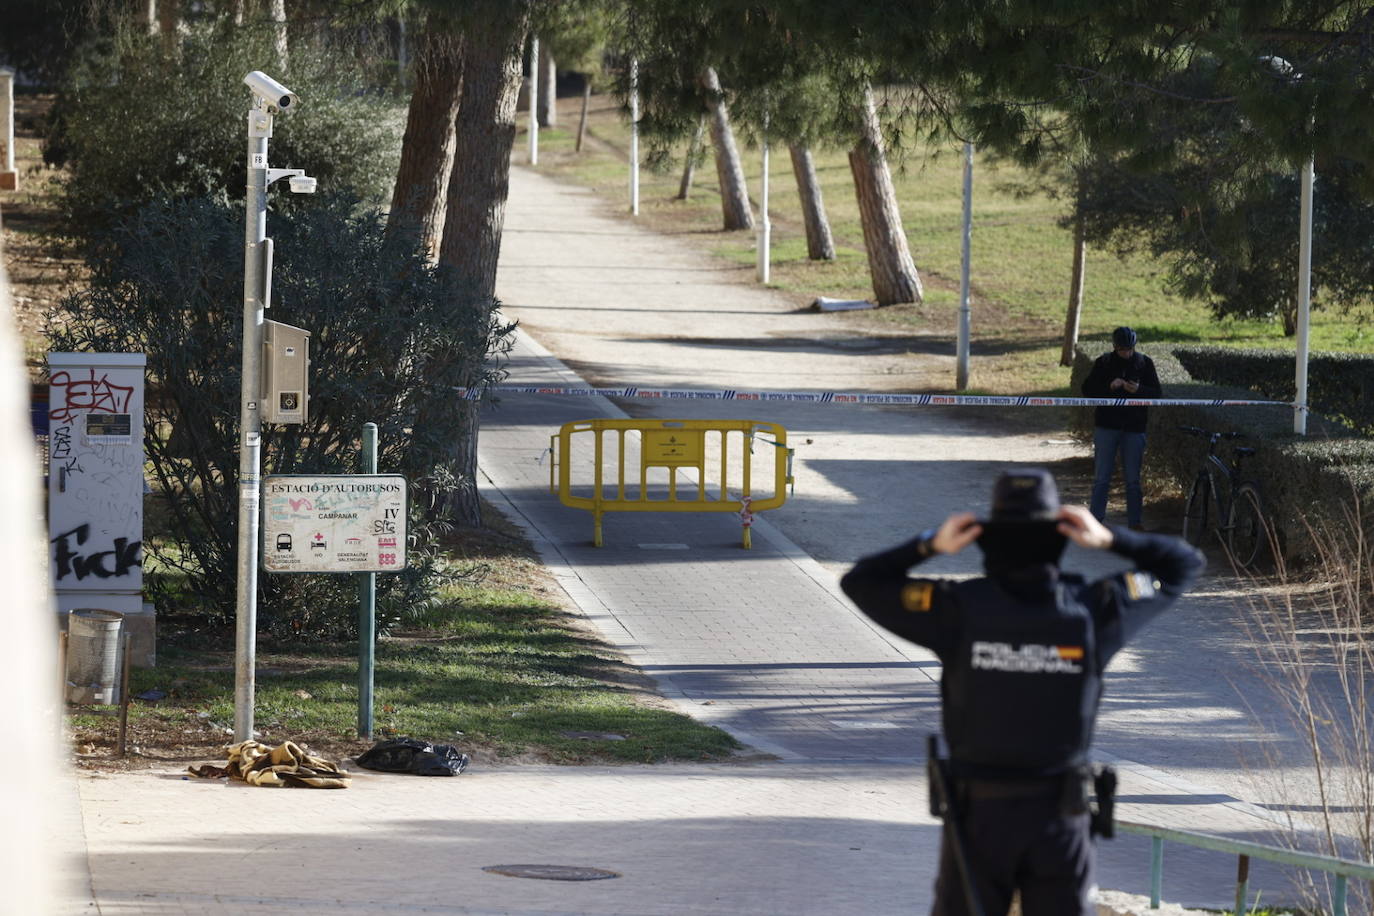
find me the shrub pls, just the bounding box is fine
[48,195,514,637]
[1170,345,1374,436]
[45,19,401,243]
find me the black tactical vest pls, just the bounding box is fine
[942,578,1102,774]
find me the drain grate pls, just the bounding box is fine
[482,864,621,882]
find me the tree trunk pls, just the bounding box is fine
[230,0,244,27]
[677,116,705,200]
[1061,206,1087,366]
[142,0,158,36]
[789,144,835,260]
[158,0,182,57]
[700,67,753,231]
[270,0,288,70]
[849,86,921,304]
[537,43,556,127]
[575,79,590,152]
[387,23,463,261]
[436,3,533,527]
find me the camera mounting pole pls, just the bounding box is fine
[233,75,314,743]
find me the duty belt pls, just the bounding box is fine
[962,776,1064,800]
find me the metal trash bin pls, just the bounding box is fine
[66,609,125,705]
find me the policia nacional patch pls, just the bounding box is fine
[902,581,934,612]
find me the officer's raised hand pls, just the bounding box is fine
[1057,505,1114,550]
[931,511,983,555]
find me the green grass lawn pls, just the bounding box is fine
[70,509,742,768]
[527,93,1372,396]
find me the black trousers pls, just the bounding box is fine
[931,795,1094,916]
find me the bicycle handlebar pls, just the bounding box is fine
[1178,425,1246,440]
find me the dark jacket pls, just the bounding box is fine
[839,527,1204,779]
[1082,351,1162,433]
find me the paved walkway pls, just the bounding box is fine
[63,166,1344,915]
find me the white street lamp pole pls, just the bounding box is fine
[528,36,539,166]
[956,142,974,390]
[1265,55,1314,435]
[1294,155,1313,434]
[629,57,639,215]
[757,109,770,284]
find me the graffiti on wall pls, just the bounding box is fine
[48,368,135,422]
[48,362,144,592]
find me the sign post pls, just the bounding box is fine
[358,423,378,738]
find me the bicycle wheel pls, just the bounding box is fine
[1182,476,1210,547]
[1227,482,1268,571]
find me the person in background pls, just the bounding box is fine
[1082,327,1161,530]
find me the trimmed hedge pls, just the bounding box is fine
[1069,344,1374,562]
[1170,345,1374,436]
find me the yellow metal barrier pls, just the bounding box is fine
[549,418,793,547]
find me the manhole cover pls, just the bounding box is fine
[483,865,621,882]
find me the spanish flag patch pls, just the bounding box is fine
[1123,572,1159,601]
[901,582,934,613]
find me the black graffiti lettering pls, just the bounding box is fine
[52,425,73,460]
[51,524,142,581]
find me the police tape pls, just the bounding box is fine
[457,385,1292,409]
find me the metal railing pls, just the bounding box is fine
[1118,819,1374,915]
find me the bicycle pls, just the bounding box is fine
[1178,425,1270,570]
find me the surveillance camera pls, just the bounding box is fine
[288,175,317,194]
[244,70,299,112]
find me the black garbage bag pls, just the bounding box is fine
[356,737,470,776]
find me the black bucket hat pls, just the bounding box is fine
[977,469,1068,567]
[983,469,1060,525]
[1112,326,1138,350]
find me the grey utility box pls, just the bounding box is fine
[262,319,310,424]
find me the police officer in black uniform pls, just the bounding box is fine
[840,468,1204,916]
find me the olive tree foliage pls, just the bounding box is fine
[44,16,402,243]
[533,0,615,147]
[635,2,1374,324]
[757,1,1374,170]
[1079,155,1374,336]
[48,197,514,637]
[535,0,613,82]
[617,4,919,288]
[1064,60,1374,336]
[616,3,857,167]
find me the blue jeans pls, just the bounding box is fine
[1091,427,1146,527]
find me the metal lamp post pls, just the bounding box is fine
[956,142,974,390]
[234,71,316,742]
[1264,56,1314,435]
[528,36,539,166]
[1294,155,1314,435]
[757,108,770,284]
[629,57,640,215]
